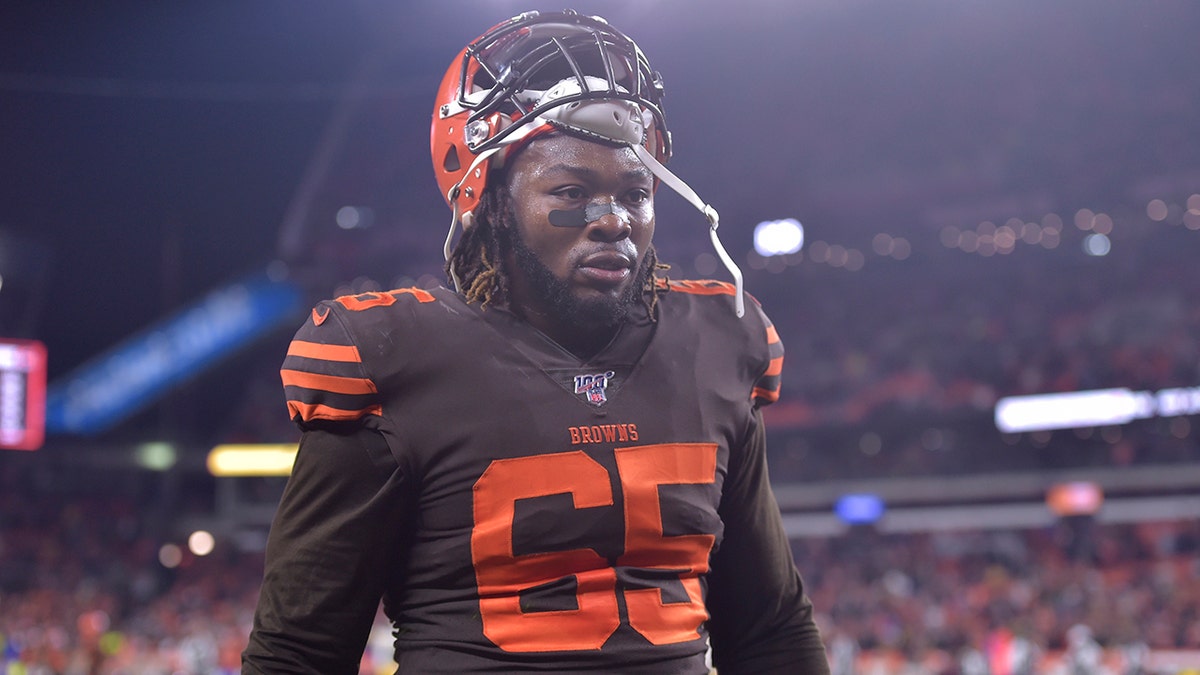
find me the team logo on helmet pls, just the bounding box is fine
[574,370,616,406]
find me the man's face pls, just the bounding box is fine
[504,133,656,330]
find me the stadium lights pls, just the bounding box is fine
[207,443,299,476]
[1082,233,1111,256]
[1046,482,1104,517]
[994,384,1200,433]
[188,530,216,556]
[753,218,804,256]
[995,388,1151,433]
[136,441,176,471]
[834,493,885,525]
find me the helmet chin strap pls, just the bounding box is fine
[630,143,745,318]
[444,145,502,293]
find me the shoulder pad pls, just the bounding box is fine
[280,300,381,425]
[657,278,783,406]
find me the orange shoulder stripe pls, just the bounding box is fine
[335,287,435,311]
[658,279,738,296]
[764,356,784,377]
[287,340,361,363]
[281,369,377,395]
[766,324,780,344]
[287,400,383,422]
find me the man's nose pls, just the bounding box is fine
[586,199,633,241]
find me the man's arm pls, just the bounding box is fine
[243,425,412,674]
[706,409,830,675]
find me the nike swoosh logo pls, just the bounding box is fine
[311,307,331,326]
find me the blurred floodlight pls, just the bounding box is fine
[336,205,374,230]
[753,218,804,256]
[1046,482,1104,516]
[834,493,885,525]
[159,543,183,568]
[1147,199,1168,221]
[136,442,176,471]
[939,226,959,248]
[266,259,289,282]
[78,610,110,637]
[693,252,718,276]
[995,388,1153,433]
[858,432,882,455]
[207,444,299,476]
[188,530,216,556]
[1082,233,1111,256]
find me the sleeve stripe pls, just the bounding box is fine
[754,317,783,404]
[752,386,780,404]
[280,369,377,395]
[286,400,383,423]
[286,340,362,363]
[288,400,382,422]
[756,374,781,392]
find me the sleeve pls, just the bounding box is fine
[750,301,784,408]
[242,424,414,674]
[706,297,829,674]
[280,300,382,426]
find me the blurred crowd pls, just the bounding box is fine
[0,463,256,674]
[3,451,1199,674]
[766,414,1196,484]
[803,519,1200,674]
[755,226,1200,434]
[738,223,1200,483]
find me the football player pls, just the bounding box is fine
[244,9,829,674]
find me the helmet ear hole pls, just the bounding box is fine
[442,145,461,172]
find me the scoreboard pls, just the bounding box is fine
[0,339,47,451]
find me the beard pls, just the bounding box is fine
[508,226,652,332]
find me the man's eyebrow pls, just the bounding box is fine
[542,163,654,182]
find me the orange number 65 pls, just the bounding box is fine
[470,443,717,652]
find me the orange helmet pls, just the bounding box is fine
[430,9,670,221]
[433,9,744,316]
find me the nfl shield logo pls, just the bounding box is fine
[574,371,616,406]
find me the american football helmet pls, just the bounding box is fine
[432,9,744,316]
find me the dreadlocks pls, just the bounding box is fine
[444,180,671,318]
[445,183,512,310]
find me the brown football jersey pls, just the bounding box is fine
[273,280,792,672]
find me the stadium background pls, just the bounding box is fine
[2,0,1199,672]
